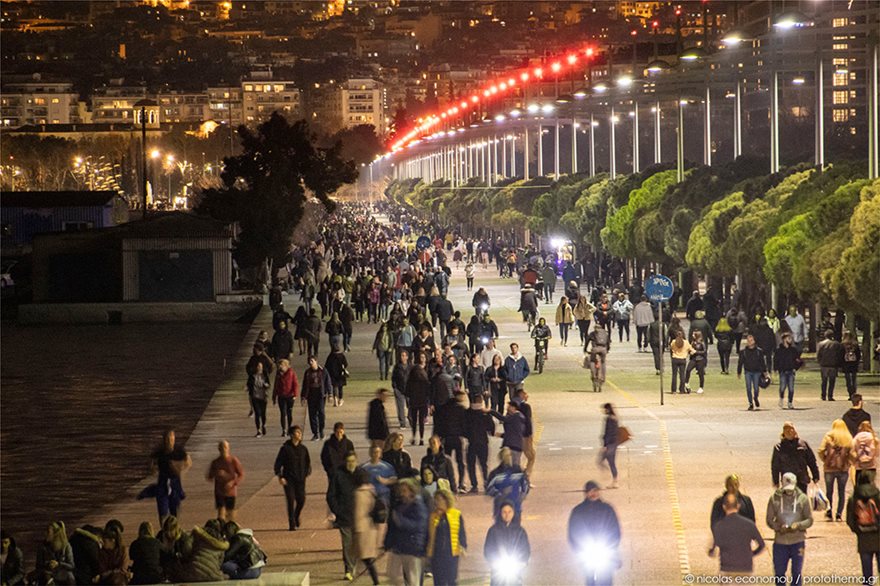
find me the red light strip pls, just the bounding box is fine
[388,45,597,153]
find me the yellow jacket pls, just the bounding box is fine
[427,508,463,557]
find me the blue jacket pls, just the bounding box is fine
[504,354,530,385]
[384,497,429,556]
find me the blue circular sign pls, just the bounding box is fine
[645,274,674,302]
[416,236,431,250]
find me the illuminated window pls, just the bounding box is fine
[34,98,45,105]
[833,73,848,86]
[832,109,849,122]
[833,43,848,51]
[244,85,253,91]
[833,90,848,105]
[51,98,60,104]
[832,17,847,27]
[255,85,263,92]
[274,85,284,92]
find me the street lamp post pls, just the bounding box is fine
[632,101,640,173]
[572,116,578,174]
[704,85,712,167]
[537,121,544,176]
[609,106,617,179]
[524,124,530,180]
[554,119,560,178]
[677,98,685,182]
[654,102,662,164]
[589,113,596,177]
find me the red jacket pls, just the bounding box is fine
[273,367,299,400]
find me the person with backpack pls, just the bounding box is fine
[853,421,879,486]
[819,419,854,522]
[586,317,611,393]
[846,473,880,584]
[842,331,863,399]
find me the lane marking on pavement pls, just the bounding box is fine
[605,378,692,579]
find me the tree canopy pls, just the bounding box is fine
[197,113,357,269]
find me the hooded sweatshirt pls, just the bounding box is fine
[766,486,813,545]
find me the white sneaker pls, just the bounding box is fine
[697,388,703,394]
[338,399,344,407]
[788,402,793,409]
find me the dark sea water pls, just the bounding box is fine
[0,322,249,553]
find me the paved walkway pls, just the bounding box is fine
[92,256,876,585]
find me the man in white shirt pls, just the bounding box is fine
[480,338,503,370]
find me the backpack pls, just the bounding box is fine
[854,498,879,531]
[857,437,876,465]
[592,329,609,348]
[370,497,388,524]
[844,346,857,363]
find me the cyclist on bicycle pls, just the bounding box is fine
[519,284,539,332]
[531,317,552,372]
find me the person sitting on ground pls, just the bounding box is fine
[30,521,76,586]
[94,526,128,585]
[1,529,25,586]
[69,524,103,586]
[128,522,162,586]
[176,519,229,583]
[221,522,266,581]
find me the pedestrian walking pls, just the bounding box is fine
[427,489,467,586]
[391,350,413,429]
[504,344,530,402]
[597,404,620,489]
[737,334,767,410]
[352,469,381,586]
[817,329,844,401]
[274,426,311,531]
[846,473,880,583]
[669,330,692,395]
[771,422,820,494]
[149,430,191,524]
[843,394,873,437]
[484,502,531,586]
[486,447,530,522]
[648,313,667,375]
[555,296,574,346]
[327,451,359,581]
[611,293,633,343]
[714,318,734,374]
[632,296,653,352]
[465,260,475,292]
[574,295,596,347]
[708,494,765,576]
[710,474,756,527]
[248,361,270,437]
[324,344,349,407]
[301,356,331,440]
[465,397,495,494]
[774,333,800,409]
[405,353,432,446]
[784,305,807,352]
[361,445,397,505]
[373,321,394,381]
[383,432,414,479]
[842,331,862,398]
[585,319,611,393]
[421,434,457,489]
[485,354,508,413]
[490,403,526,469]
[385,478,428,586]
[367,388,390,449]
[271,320,294,364]
[819,419,854,522]
[207,440,244,522]
[465,353,486,404]
[766,472,813,586]
[272,359,299,439]
[567,481,621,586]
[853,421,879,486]
[303,308,322,357]
[513,389,536,482]
[322,422,355,480]
[684,330,707,394]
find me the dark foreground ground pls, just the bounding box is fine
[0,321,249,554]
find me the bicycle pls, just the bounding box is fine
[533,337,548,374]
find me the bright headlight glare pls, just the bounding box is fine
[492,556,525,580]
[581,541,614,571]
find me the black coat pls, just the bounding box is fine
[274,441,311,482]
[771,438,820,487]
[465,409,496,446]
[129,536,164,585]
[405,365,432,407]
[420,450,456,483]
[271,330,294,361]
[69,526,102,586]
[484,521,531,566]
[368,398,390,441]
[391,362,412,392]
[567,499,622,555]
[709,493,756,528]
[774,345,801,372]
[321,435,355,476]
[383,449,415,477]
[327,466,358,528]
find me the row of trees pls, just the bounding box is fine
[385,156,879,323]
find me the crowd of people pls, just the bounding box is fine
[3,200,877,586]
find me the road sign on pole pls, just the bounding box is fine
[645,274,674,302]
[645,274,674,405]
